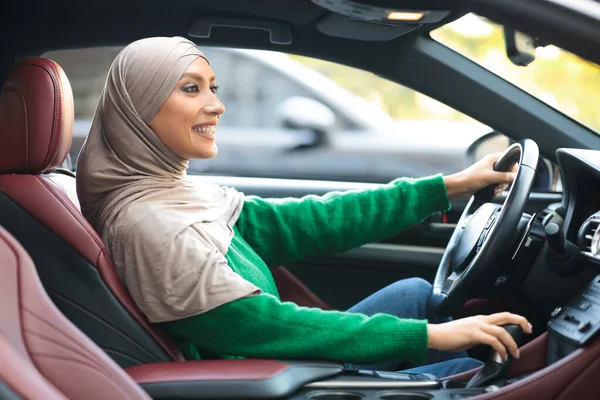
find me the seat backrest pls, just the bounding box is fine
[0,57,183,367]
[0,226,151,399]
[0,334,66,400]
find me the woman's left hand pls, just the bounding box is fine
[443,152,518,200]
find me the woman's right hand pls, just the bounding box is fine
[427,312,533,361]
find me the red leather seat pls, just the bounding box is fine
[0,226,150,399]
[0,58,183,367]
[0,334,66,400]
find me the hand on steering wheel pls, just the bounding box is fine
[430,139,539,316]
[443,153,519,200]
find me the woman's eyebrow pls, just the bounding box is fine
[180,72,216,82]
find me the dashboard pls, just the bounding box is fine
[539,149,600,363]
[556,148,600,267]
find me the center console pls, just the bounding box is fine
[547,274,600,363]
[289,370,487,400]
[127,359,493,399]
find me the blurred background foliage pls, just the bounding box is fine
[291,14,600,133]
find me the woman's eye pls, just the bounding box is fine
[210,85,220,95]
[182,84,199,94]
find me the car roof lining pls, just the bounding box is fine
[0,0,464,71]
[2,0,600,161]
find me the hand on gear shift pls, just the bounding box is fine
[427,312,532,360]
[466,324,526,389]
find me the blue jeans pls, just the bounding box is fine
[345,277,483,378]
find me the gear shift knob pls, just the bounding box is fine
[490,324,524,365]
[466,324,524,388]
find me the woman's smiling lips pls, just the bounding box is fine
[192,124,216,139]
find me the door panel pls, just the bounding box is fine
[287,244,444,310]
[191,176,563,309]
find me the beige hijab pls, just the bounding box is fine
[76,37,260,323]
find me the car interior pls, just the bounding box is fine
[1,0,600,399]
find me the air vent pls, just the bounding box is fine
[578,215,600,254]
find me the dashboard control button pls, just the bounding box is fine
[578,320,592,332]
[564,314,580,324]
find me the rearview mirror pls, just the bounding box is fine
[503,28,538,67]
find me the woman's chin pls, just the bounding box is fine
[193,145,218,160]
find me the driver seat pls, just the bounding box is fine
[0,57,183,367]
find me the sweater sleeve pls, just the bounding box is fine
[157,293,428,365]
[235,174,450,267]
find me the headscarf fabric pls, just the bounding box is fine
[76,37,259,323]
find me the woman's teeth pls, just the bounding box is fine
[192,126,216,137]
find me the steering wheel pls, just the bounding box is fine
[430,139,539,316]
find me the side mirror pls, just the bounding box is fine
[277,97,336,151]
[278,95,335,128]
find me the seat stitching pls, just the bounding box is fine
[2,232,36,367]
[23,309,107,369]
[37,289,159,362]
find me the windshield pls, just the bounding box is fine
[432,13,600,134]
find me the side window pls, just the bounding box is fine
[47,47,121,120]
[201,48,357,131]
[202,48,308,128]
[43,46,504,184]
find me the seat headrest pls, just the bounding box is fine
[0,58,74,174]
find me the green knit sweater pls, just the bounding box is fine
[157,175,450,365]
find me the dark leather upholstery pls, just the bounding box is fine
[0,226,151,399]
[0,58,183,365]
[127,359,291,384]
[271,266,333,310]
[0,58,73,175]
[474,336,600,400]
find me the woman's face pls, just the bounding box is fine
[149,57,225,160]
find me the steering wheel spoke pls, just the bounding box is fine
[442,271,463,294]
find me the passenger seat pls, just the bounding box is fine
[0,225,150,399]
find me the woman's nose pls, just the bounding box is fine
[205,96,225,116]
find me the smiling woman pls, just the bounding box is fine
[71,35,531,380]
[149,57,225,160]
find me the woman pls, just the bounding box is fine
[76,36,531,378]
